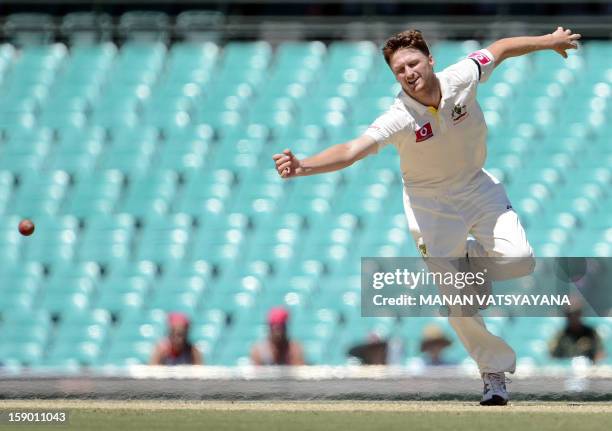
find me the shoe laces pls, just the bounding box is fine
[486,372,508,392]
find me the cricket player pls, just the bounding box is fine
[273,27,581,405]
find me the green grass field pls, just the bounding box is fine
[0,400,612,431]
[2,400,612,431]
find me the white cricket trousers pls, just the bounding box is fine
[403,169,535,374]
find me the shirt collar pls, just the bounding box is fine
[399,73,453,115]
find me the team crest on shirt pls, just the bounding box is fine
[451,103,468,124]
[415,122,434,142]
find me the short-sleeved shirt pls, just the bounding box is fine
[365,49,496,195]
[251,340,303,365]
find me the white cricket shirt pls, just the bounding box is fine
[365,49,496,195]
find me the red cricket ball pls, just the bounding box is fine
[18,219,35,236]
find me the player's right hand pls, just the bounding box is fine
[272,149,301,179]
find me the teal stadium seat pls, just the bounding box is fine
[78,213,135,264]
[1,38,612,367]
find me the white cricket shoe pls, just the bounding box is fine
[480,372,509,406]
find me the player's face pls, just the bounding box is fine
[389,48,435,98]
[169,325,189,350]
[269,323,287,343]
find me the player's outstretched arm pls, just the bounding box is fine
[486,26,581,67]
[272,134,378,179]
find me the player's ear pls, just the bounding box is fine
[428,54,435,68]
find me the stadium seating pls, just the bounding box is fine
[0,29,611,369]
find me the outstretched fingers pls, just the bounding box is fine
[569,33,581,49]
[552,27,582,58]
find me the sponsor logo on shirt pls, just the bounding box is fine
[468,51,492,66]
[451,103,468,123]
[415,122,434,142]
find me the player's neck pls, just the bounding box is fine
[408,77,442,110]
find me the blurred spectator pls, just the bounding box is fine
[150,312,203,365]
[549,303,605,363]
[419,324,453,366]
[348,333,389,365]
[250,307,305,365]
[347,332,405,365]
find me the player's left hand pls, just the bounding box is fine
[550,26,581,58]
